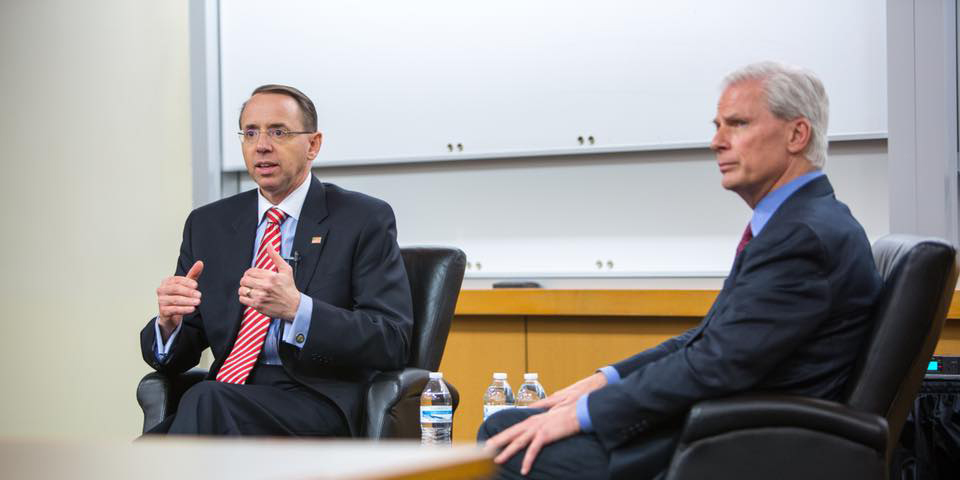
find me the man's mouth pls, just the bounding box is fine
[718,162,737,173]
[255,162,278,173]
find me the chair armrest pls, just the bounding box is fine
[136,369,207,433]
[681,394,887,452]
[364,368,460,439]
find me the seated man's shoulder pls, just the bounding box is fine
[321,182,394,217]
[774,195,867,243]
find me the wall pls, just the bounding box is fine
[0,1,191,438]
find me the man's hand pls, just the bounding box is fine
[483,403,581,476]
[156,260,204,339]
[238,247,300,320]
[531,371,608,410]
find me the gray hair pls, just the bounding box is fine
[721,61,829,168]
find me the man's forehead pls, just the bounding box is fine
[241,93,303,126]
[717,81,766,113]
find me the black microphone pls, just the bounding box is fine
[290,251,301,275]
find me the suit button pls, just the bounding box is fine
[295,333,305,343]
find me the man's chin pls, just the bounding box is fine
[720,175,738,191]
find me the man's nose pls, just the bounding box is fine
[710,129,727,152]
[255,132,273,152]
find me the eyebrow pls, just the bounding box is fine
[242,122,292,130]
[715,113,748,126]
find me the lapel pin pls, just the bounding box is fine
[311,236,323,244]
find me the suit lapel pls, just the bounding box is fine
[292,177,330,289]
[224,194,259,339]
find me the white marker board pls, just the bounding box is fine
[219,0,886,171]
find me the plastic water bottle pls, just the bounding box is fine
[482,372,515,421]
[420,372,453,445]
[516,373,547,407]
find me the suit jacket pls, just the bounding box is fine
[140,176,414,436]
[588,176,882,477]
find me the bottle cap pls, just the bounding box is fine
[493,372,507,380]
[429,372,443,379]
[524,373,538,380]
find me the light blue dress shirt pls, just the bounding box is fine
[155,175,316,365]
[576,170,825,432]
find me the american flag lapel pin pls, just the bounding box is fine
[311,236,323,244]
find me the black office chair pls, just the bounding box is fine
[136,246,467,438]
[664,234,959,480]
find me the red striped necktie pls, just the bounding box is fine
[216,207,287,384]
[736,223,753,255]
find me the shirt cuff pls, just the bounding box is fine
[599,365,621,385]
[282,293,312,348]
[576,394,594,432]
[154,318,182,363]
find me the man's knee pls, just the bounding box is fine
[179,380,230,409]
[477,408,546,441]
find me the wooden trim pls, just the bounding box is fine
[455,289,717,316]
[456,289,960,319]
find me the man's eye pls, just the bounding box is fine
[243,130,257,138]
[270,128,286,137]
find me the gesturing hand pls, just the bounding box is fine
[156,260,204,338]
[238,247,300,320]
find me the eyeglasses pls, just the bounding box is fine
[237,128,313,144]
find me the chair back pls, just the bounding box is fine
[401,247,467,370]
[842,234,958,451]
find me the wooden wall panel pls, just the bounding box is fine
[934,323,960,355]
[526,316,699,395]
[438,315,526,443]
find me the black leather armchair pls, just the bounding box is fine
[137,246,467,438]
[664,234,959,480]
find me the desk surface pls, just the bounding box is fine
[455,289,960,320]
[0,437,493,480]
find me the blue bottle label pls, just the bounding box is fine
[420,405,453,423]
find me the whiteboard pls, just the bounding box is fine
[218,0,886,171]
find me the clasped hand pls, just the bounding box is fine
[238,247,300,320]
[482,372,608,475]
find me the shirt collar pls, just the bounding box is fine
[256,173,311,224]
[750,170,824,236]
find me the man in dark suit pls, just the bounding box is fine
[141,84,413,436]
[479,62,883,479]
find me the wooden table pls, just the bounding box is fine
[0,437,493,479]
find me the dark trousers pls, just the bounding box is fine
[149,364,349,437]
[478,408,611,480]
[478,408,679,480]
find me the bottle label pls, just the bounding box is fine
[483,405,513,420]
[420,405,453,424]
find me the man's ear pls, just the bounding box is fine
[307,131,323,160]
[786,118,812,155]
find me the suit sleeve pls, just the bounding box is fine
[588,223,831,450]
[139,211,209,374]
[612,326,699,378]
[299,202,413,372]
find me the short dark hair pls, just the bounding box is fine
[238,84,318,132]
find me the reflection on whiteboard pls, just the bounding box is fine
[219,0,886,170]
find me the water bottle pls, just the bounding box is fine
[420,372,453,445]
[516,373,547,407]
[482,372,515,421]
